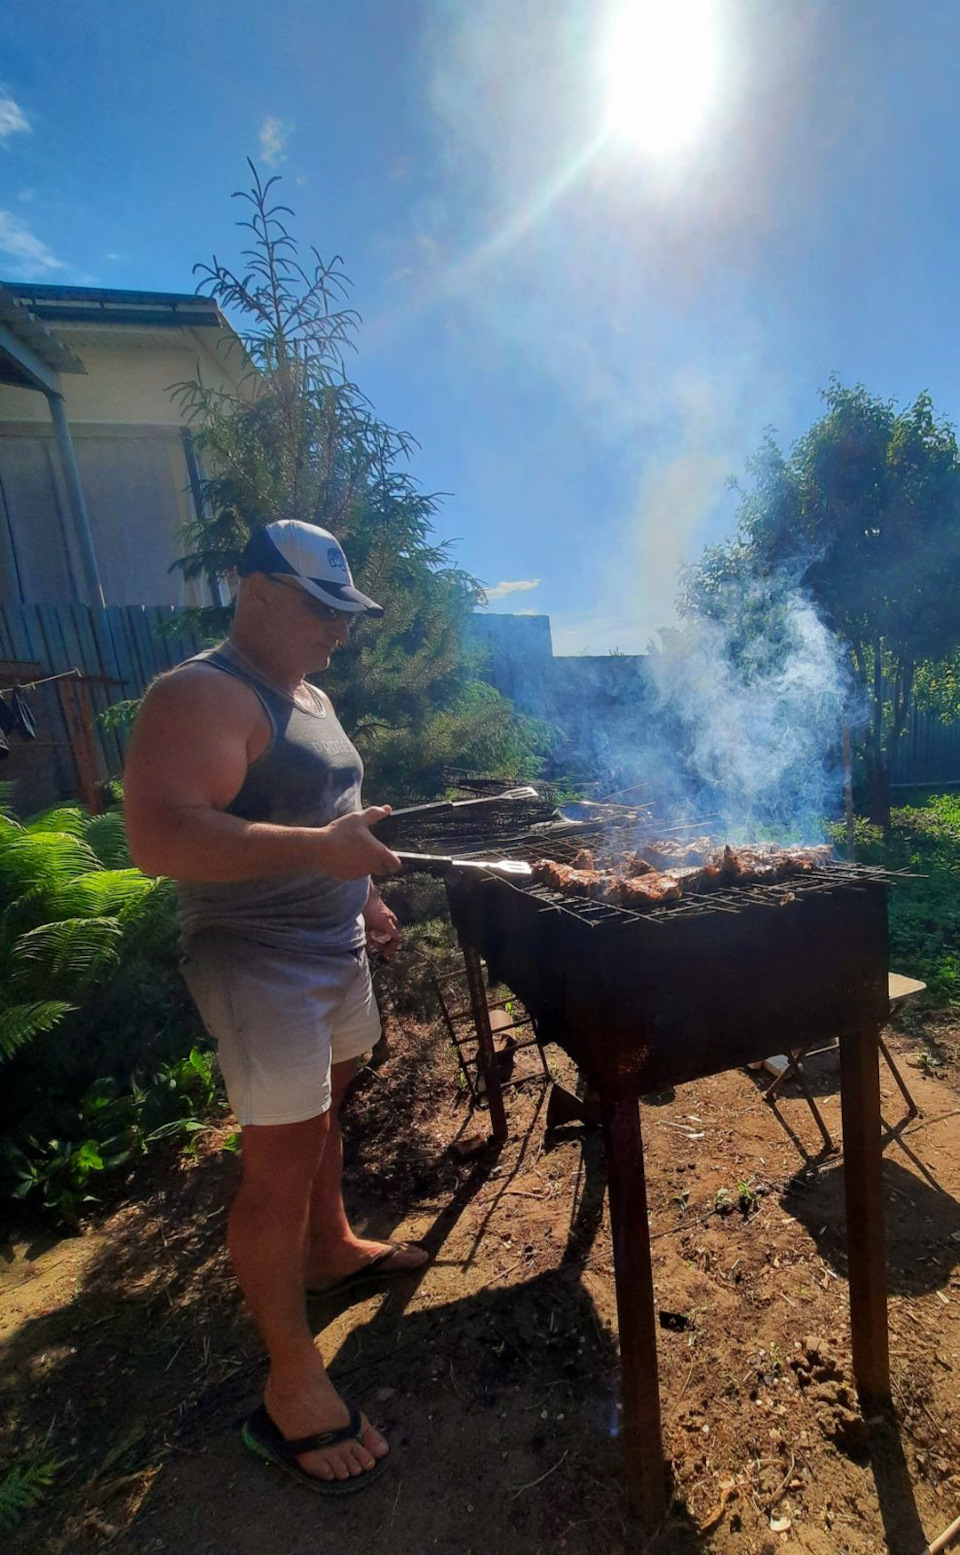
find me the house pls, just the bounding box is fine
[0,281,249,609]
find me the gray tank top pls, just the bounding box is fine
[176,642,368,953]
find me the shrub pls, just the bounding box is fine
[0,795,218,1225]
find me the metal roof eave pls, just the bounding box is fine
[2,281,225,332]
[0,285,86,392]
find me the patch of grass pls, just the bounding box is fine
[834,794,960,1009]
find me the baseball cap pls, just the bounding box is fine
[238,520,384,618]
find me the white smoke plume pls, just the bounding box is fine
[644,586,861,839]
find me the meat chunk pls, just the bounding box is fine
[622,852,656,877]
[532,859,611,899]
[531,840,835,909]
[608,873,682,908]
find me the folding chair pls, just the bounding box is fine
[760,972,924,1148]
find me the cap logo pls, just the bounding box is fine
[327,546,347,573]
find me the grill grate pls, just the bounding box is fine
[505,862,901,927]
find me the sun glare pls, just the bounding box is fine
[600,0,720,157]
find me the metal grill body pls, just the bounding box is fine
[446,870,890,1092]
[441,847,895,1532]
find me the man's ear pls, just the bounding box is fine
[243,571,271,606]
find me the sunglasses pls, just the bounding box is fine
[268,575,357,626]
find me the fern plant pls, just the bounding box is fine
[0,1454,62,1536]
[0,806,156,1063]
[0,800,218,1223]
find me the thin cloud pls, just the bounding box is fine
[484,578,542,601]
[0,210,65,273]
[0,94,30,142]
[259,116,291,167]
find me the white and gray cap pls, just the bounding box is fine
[238,520,384,617]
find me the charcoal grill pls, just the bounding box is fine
[437,827,897,1530]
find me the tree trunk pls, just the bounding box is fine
[864,759,892,830]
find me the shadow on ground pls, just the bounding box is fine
[782,1153,960,1298]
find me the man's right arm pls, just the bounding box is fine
[123,669,400,883]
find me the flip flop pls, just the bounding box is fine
[241,1402,389,1495]
[307,1240,428,1297]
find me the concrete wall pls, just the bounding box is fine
[467,611,653,784]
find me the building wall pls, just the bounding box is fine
[0,327,245,425]
[0,327,244,607]
[0,423,204,606]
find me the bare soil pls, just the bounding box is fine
[2,1004,960,1555]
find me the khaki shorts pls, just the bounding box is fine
[180,933,381,1126]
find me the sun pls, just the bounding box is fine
[600,0,721,157]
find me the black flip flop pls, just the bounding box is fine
[241,1403,389,1495]
[307,1241,427,1298]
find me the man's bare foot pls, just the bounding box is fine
[264,1373,389,1482]
[306,1237,428,1292]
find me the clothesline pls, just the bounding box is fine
[11,668,83,692]
[3,668,121,692]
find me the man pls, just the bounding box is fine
[125,518,425,1494]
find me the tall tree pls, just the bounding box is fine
[681,382,960,825]
[172,163,543,795]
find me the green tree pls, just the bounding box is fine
[172,163,543,795]
[681,382,960,825]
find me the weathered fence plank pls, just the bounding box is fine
[0,602,204,806]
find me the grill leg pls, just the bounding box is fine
[601,1095,667,1531]
[839,1024,891,1407]
[460,944,509,1145]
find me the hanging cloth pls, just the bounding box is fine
[0,693,14,737]
[10,687,37,741]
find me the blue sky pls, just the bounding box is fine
[4,0,960,653]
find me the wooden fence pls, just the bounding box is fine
[0,601,205,811]
[890,705,960,789]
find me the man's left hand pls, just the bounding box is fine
[364,892,402,958]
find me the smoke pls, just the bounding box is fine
[643,584,861,840]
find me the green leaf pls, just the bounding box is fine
[24,806,89,838]
[84,810,133,868]
[10,917,122,994]
[0,1456,61,1534]
[66,869,154,916]
[0,1001,74,1061]
[74,1141,104,1173]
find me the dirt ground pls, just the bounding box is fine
[2,1001,960,1555]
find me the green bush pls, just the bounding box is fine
[0,793,223,1226]
[845,793,960,1006]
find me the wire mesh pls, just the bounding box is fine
[499,862,900,929]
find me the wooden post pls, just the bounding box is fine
[602,1095,667,1530]
[59,675,102,815]
[460,943,509,1145]
[843,727,856,860]
[839,1024,891,1406]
